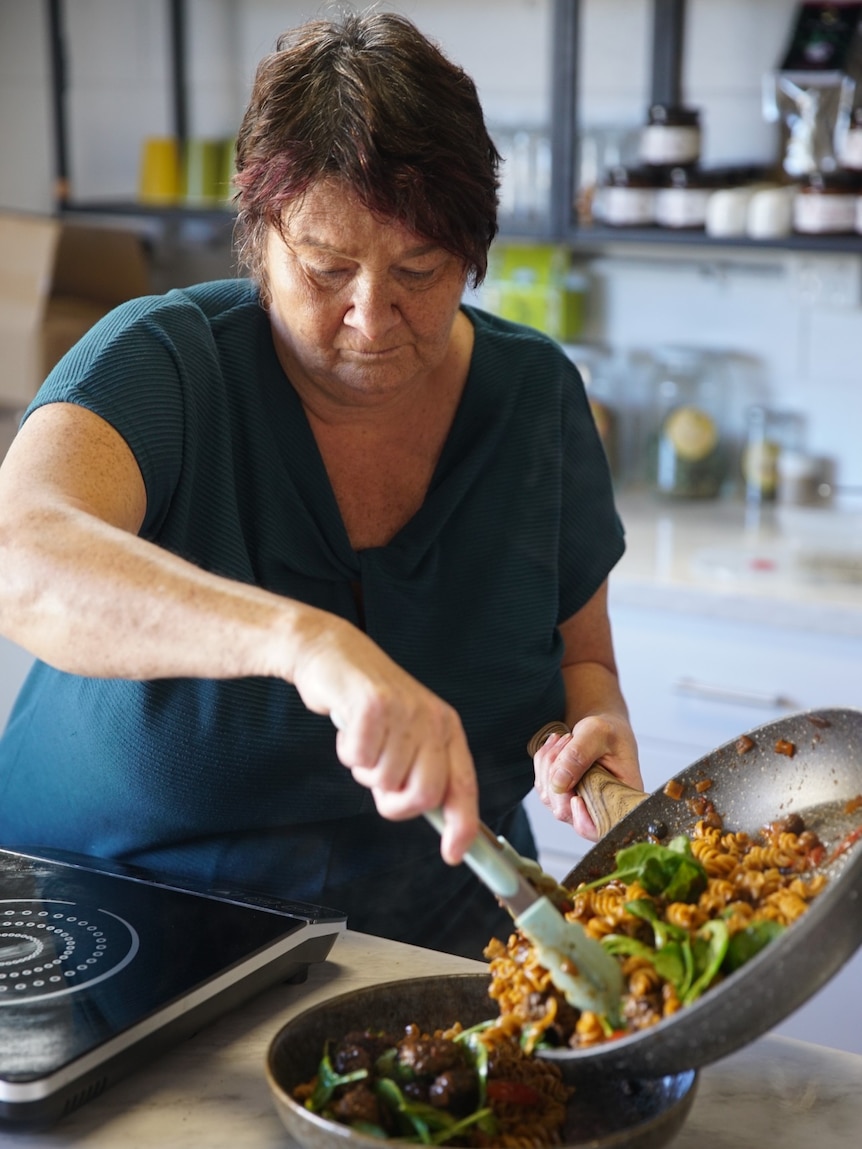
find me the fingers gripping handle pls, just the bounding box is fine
[528,722,647,838]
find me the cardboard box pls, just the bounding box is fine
[0,212,151,410]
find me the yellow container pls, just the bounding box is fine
[138,137,181,204]
[184,138,225,205]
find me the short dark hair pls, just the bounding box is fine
[233,9,500,292]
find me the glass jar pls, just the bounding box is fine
[594,165,658,227]
[640,105,702,167]
[646,347,729,499]
[742,406,806,503]
[654,166,720,229]
[793,172,860,234]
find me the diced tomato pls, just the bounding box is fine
[486,1080,543,1107]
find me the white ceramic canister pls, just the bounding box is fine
[746,186,795,239]
[706,183,776,238]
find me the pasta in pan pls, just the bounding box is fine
[485,813,831,1051]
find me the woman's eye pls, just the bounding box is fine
[309,265,351,280]
[398,266,437,282]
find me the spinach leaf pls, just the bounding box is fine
[374,1077,436,1143]
[724,920,785,973]
[306,1041,369,1112]
[581,837,707,903]
[349,1120,390,1139]
[457,1027,490,1107]
[682,920,729,1006]
[429,1108,496,1145]
[602,933,690,994]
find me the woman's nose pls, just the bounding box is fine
[343,276,401,340]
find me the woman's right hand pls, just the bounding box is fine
[287,612,479,865]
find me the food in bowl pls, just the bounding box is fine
[293,1018,572,1147]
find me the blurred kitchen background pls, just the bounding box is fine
[2,0,862,1052]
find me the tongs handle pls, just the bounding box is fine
[528,721,648,837]
[423,808,521,901]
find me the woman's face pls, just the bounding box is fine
[263,179,469,406]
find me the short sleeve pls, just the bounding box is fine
[25,295,191,537]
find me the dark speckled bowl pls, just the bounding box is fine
[266,973,698,1149]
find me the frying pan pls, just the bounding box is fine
[528,707,862,1079]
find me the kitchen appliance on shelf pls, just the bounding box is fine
[0,846,346,1128]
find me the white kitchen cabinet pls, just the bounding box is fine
[611,601,862,793]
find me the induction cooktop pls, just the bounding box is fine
[0,846,346,1128]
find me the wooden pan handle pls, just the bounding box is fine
[528,721,648,838]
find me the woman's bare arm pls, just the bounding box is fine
[0,403,478,860]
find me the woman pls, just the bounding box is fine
[0,11,640,959]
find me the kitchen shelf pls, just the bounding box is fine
[56,199,236,227]
[566,223,862,255]
[56,198,558,244]
[45,0,862,261]
[548,0,862,261]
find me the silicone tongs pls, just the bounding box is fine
[424,809,624,1024]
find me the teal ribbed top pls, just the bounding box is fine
[0,281,624,955]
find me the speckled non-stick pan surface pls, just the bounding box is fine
[540,707,862,1080]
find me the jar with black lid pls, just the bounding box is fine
[793,171,861,234]
[594,165,658,227]
[640,104,701,167]
[654,165,720,229]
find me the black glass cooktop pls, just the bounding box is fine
[0,846,346,1127]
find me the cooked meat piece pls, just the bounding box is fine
[397,1035,462,1077]
[331,1083,382,1126]
[766,812,806,837]
[402,1080,430,1103]
[428,1067,479,1115]
[332,1030,396,1074]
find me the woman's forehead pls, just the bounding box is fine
[279,181,436,257]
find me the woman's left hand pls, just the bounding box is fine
[532,713,642,842]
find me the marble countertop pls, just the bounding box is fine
[612,491,862,637]
[4,929,859,1149]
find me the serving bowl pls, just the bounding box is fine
[266,973,698,1149]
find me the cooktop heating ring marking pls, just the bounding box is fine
[0,899,140,1004]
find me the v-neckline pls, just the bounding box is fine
[257,308,485,561]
